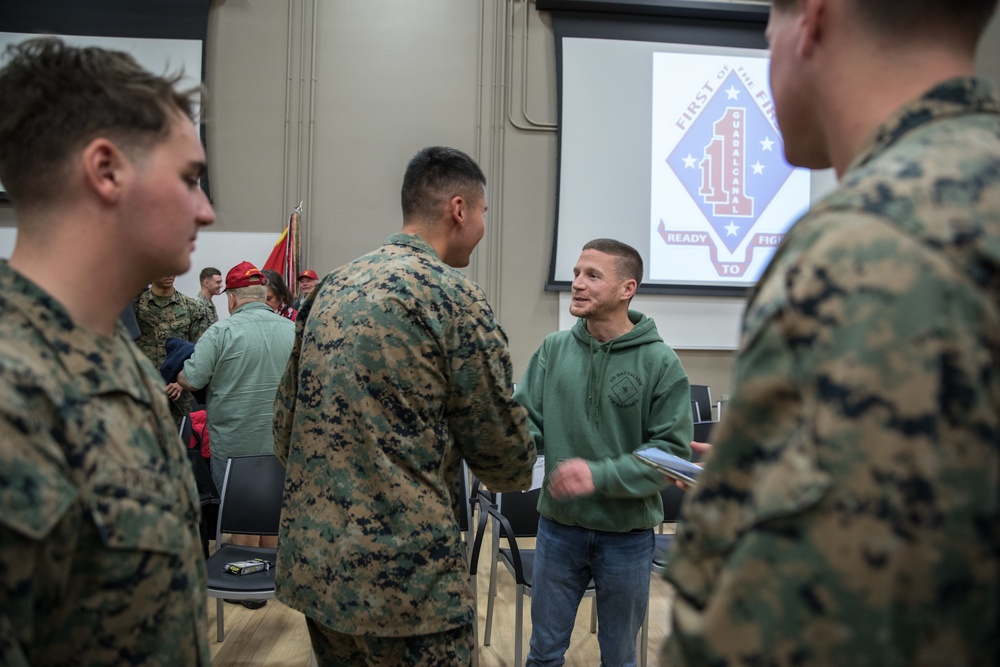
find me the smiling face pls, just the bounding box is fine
[569,249,632,320]
[119,112,215,281]
[202,273,223,296]
[298,277,318,295]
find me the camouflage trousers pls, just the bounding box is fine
[306,617,473,667]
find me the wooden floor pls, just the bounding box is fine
[209,535,676,666]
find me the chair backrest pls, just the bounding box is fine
[216,454,286,538]
[495,487,542,538]
[187,448,220,500]
[690,384,712,423]
[661,484,685,524]
[692,420,716,448]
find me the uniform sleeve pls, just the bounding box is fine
[187,300,211,343]
[445,297,536,493]
[272,316,304,466]
[588,370,693,498]
[0,369,79,664]
[181,327,221,391]
[663,211,996,664]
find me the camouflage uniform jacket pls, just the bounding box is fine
[134,288,211,368]
[0,262,210,666]
[274,233,537,636]
[197,292,219,325]
[663,78,1000,666]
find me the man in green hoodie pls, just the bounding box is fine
[514,238,693,666]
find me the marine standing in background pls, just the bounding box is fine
[274,146,537,666]
[197,265,222,324]
[664,0,1000,664]
[0,37,214,665]
[135,273,211,425]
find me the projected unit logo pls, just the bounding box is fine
[656,66,798,280]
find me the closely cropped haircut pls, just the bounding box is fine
[228,285,266,302]
[583,238,643,287]
[771,0,998,43]
[262,269,294,308]
[200,267,222,282]
[0,37,200,210]
[401,146,487,220]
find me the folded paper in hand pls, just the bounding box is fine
[633,448,701,485]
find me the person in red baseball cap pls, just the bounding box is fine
[224,260,266,292]
[293,269,319,309]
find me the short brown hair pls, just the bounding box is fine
[771,0,998,43]
[0,37,200,210]
[199,267,221,282]
[582,238,643,286]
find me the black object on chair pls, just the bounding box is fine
[204,454,285,641]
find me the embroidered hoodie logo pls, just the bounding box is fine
[609,372,642,409]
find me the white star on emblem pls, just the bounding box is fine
[725,221,740,237]
[760,136,775,152]
[682,154,697,169]
[751,161,765,175]
[725,85,740,100]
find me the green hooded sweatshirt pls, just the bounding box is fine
[514,311,693,532]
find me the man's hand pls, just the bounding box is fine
[165,382,183,402]
[673,440,713,489]
[547,458,595,499]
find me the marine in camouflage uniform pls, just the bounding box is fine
[663,79,1000,666]
[274,232,537,663]
[197,291,219,325]
[135,284,212,424]
[0,262,210,666]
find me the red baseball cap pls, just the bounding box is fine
[298,269,318,281]
[224,261,265,291]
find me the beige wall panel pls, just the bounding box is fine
[205,0,291,233]
[305,1,484,276]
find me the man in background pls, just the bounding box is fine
[274,146,537,665]
[292,268,319,310]
[178,260,294,610]
[664,0,1000,664]
[135,274,211,425]
[0,37,214,665]
[198,265,222,324]
[515,238,692,667]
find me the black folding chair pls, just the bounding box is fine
[204,454,285,641]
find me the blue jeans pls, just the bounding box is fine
[526,516,654,667]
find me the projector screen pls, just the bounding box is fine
[548,10,837,296]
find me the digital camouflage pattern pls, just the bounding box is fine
[664,78,1000,666]
[274,233,537,638]
[0,261,210,666]
[134,288,212,368]
[197,291,219,325]
[135,288,212,423]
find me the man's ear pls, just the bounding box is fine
[447,194,467,226]
[81,137,128,204]
[621,278,638,302]
[798,0,825,58]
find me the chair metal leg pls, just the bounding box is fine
[216,597,225,642]
[515,583,525,667]
[471,572,480,667]
[590,596,597,633]
[484,557,499,645]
